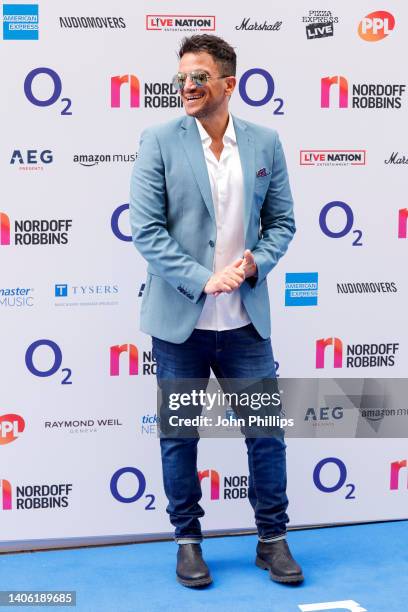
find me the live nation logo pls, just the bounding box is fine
[300,150,366,167]
[146,14,215,32]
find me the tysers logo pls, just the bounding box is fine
[319,201,363,246]
[24,67,72,115]
[25,339,72,384]
[0,414,25,445]
[111,204,132,242]
[358,11,395,42]
[313,457,356,500]
[398,208,408,238]
[110,467,155,510]
[390,459,408,490]
[239,68,284,114]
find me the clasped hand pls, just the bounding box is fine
[204,249,257,296]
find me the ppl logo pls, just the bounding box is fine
[239,68,284,115]
[316,338,343,369]
[0,479,12,510]
[110,344,138,376]
[390,459,407,490]
[110,467,155,510]
[111,204,132,242]
[0,212,11,246]
[358,11,395,42]
[3,4,38,40]
[198,469,220,500]
[0,414,25,445]
[398,208,408,238]
[321,76,348,108]
[111,75,140,108]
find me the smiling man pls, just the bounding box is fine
[130,35,302,588]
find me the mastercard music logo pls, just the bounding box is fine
[358,11,395,42]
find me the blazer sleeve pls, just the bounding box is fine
[251,133,296,285]
[129,128,212,304]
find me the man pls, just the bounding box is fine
[130,34,303,587]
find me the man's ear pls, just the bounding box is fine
[225,76,236,97]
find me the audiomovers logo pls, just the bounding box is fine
[358,11,395,42]
[3,4,38,40]
[337,281,397,295]
[300,150,366,166]
[146,14,215,32]
[73,152,136,167]
[0,414,25,445]
[59,16,126,29]
[315,337,399,369]
[321,76,406,109]
[110,74,182,109]
[0,212,72,246]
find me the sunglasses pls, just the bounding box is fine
[172,70,229,91]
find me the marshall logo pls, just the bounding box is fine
[235,18,282,31]
[300,150,366,166]
[385,152,408,165]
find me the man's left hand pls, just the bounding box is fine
[241,249,257,279]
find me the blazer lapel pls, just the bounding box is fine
[233,115,255,239]
[179,116,215,222]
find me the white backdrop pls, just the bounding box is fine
[1,1,407,552]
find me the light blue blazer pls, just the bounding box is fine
[129,114,295,343]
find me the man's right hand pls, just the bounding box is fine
[204,259,245,295]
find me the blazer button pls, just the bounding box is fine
[209,240,215,247]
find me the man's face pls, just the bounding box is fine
[177,51,235,119]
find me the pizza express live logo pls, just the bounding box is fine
[302,10,338,39]
[321,76,406,109]
[0,212,72,246]
[110,75,182,109]
[146,15,215,32]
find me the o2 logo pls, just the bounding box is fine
[239,68,284,115]
[110,467,155,510]
[319,201,363,246]
[25,339,72,384]
[313,457,356,500]
[24,67,72,116]
[111,203,132,242]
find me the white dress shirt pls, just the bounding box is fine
[195,115,251,331]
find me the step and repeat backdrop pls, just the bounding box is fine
[1,1,407,551]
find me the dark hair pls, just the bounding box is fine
[178,34,236,76]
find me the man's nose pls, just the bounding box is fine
[183,75,197,91]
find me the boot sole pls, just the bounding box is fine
[176,575,213,588]
[255,556,304,583]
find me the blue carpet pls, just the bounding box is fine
[0,522,407,612]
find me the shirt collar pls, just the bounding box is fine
[195,114,236,147]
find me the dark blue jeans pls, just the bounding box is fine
[152,323,289,543]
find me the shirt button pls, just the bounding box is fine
[209,240,215,247]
